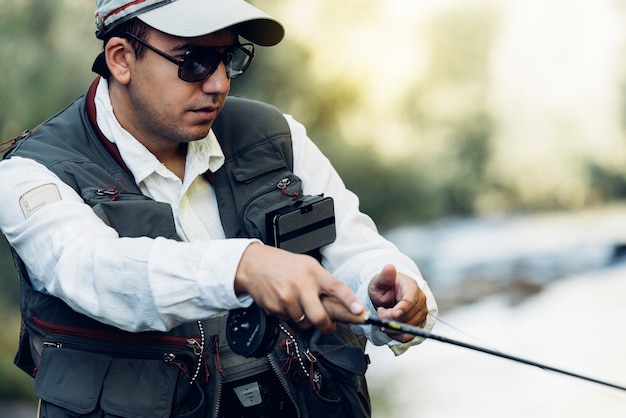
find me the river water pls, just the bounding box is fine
[366,205,626,417]
[366,267,626,417]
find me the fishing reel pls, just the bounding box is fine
[226,303,280,357]
[226,297,366,357]
[227,194,337,357]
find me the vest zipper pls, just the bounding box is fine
[33,315,201,373]
[84,187,151,202]
[39,333,201,362]
[33,316,200,349]
[212,335,224,418]
[42,341,62,349]
[267,352,301,417]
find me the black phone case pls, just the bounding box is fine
[265,195,336,255]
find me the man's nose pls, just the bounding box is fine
[201,61,230,94]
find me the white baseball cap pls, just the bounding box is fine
[94,0,284,46]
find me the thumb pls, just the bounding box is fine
[371,264,398,291]
[369,264,399,309]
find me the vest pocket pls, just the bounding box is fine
[92,199,178,239]
[239,173,303,240]
[303,380,343,418]
[33,346,112,415]
[101,358,182,418]
[33,346,204,418]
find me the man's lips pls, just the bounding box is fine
[190,106,220,120]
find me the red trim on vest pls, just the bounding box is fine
[85,77,132,176]
[204,170,214,185]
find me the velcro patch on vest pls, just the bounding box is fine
[19,183,61,219]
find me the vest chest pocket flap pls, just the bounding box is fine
[84,187,179,239]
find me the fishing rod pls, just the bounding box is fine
[362,313,626,392]
[226,298,626,392]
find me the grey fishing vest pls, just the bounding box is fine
[3,79,370,418]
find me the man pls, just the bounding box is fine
[0,0,437,417]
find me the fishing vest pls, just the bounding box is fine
[4,79,370,418]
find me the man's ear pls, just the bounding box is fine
[104,37,134,85]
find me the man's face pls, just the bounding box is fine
[119,28,237,150]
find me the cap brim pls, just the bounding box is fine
[137,0,284,46]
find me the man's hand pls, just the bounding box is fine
[368,264,428,342]
[234,243,364,334]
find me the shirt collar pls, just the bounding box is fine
[93,77,225,184]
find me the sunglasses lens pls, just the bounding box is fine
[225,45,254,79]
[180,49,221,82]
[179,44,254,82]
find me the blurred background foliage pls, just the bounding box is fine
[1,0,625,402]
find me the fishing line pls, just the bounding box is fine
[433,315,502,353]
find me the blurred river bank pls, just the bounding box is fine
[386,203,626,311]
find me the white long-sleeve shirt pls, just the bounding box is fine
[0,78,437,352]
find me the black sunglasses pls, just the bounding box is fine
[124,33,254,82]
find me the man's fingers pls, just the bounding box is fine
[301,279,365,333]
[392,296,420,320]
[325,276,364,315]
[320,296,367,324]
[299,296,334,333]
[236,244,366,334]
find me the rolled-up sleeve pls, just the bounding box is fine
[0,157,257,332]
